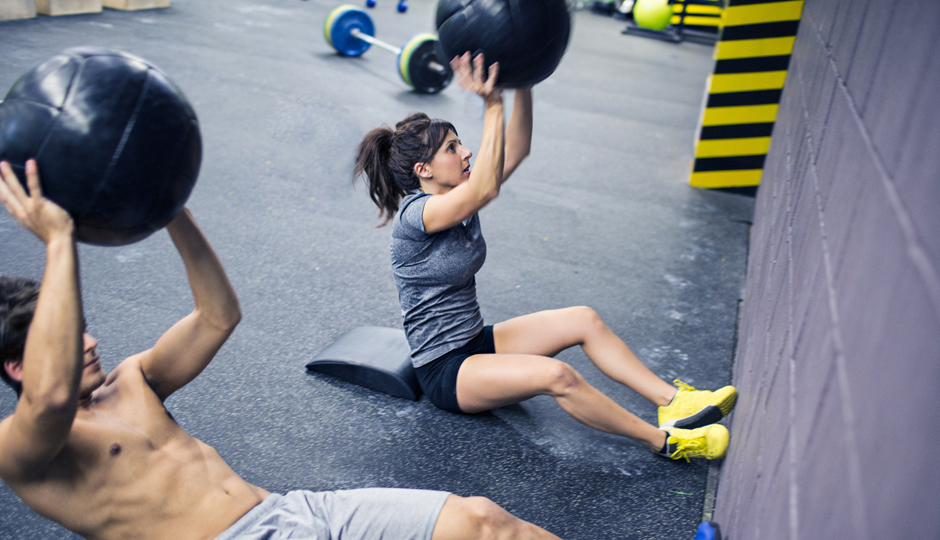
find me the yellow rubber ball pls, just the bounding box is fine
[633,0,672,31]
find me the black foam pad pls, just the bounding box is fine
[306,327,421,401]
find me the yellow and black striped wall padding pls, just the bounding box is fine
[690,0,804,189]
[670,0,723,30]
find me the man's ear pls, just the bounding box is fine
[3,358,23,384]
[414,162,432,180]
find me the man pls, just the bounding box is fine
[0,159,561,540]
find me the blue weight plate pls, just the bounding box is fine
[326,5,374,57]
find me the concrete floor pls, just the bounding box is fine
[0,1,753,538]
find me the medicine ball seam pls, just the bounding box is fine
[88,69,153,215]
[28,53,83,181]
[0,99,60,176]
[2,96,62,110]
[27,53,89,217]
[27,102,64,168]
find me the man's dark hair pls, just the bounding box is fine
[0,276,40,397]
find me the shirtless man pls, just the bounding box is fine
[0,159,561,540]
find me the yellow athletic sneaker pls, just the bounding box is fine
[660,424,729,462]
[658,379,737,430]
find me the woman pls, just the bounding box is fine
[355,53,736,461]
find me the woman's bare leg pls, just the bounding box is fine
[493,307,677,406]
[456,353,667,450]
[431,494,561,540]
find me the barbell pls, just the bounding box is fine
[324,5,453,94]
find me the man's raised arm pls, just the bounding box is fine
[0,160,83,481]
[137,208,241,401]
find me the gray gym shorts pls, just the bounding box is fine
[214,488,451,540]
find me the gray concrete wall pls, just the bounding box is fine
[714,1,940,539]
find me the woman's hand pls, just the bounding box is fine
[0,159,74,244]
[451,52,501,104]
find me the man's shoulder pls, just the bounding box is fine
[107,351,149,381]
[98,351,159,396]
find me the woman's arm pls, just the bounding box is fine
[421,53,504,233]
[502,88,532,183]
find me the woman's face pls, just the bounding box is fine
[423,130,472,192]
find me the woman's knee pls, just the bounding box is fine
[566,305,606,336]
[544,360,582,397]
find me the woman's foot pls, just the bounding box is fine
[656,425,730,461]
[658,379,737,429]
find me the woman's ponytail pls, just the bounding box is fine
[355,126,402,225]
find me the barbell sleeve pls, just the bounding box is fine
[350,29,402,55]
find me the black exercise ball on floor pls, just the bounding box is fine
[435,0,572,88]
[0,47,201,246]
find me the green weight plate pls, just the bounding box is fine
[397,34,453,94]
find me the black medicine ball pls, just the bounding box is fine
[0,47,201,246]
[436,0,572,88]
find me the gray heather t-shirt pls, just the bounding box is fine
[391,191,486,367]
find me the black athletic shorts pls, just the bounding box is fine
[414,326,495,413]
